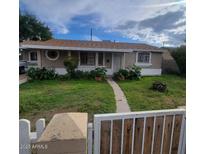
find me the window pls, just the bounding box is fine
[46,50,59,61]
[98,52,103,66]
[138,52,150,63]
[30,51,37,61]
[80,52,95,65]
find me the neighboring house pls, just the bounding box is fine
[19,39,165,76]
[162,50,180,74]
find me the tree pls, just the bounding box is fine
[171,45,186,76]
[19,11,52,41]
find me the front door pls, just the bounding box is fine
[104,53,113,75]
[113,53,122,72]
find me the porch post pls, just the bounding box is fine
[78,51,80,66]
[37,50,42,68]
[96,52,98,67]
[68,51,71,57]
[112,53,114,70]
[123,53,126,69]
[103,53,105,66]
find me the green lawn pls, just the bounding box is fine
[117,75,186,111]
[20,80,115,125]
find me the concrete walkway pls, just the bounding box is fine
[107,78,131,113]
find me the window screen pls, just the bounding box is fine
[80,52,95,65]
[138,52,150,63]
[30,52,37,61]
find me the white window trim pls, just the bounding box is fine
[28,51,38,63]
[45,50,60,61]
[136,51,152,66]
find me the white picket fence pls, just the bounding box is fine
[19,118,46,154]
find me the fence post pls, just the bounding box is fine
[178,114,186,154]
[36,113,88,154]
[19,119,31,154]
[36,118,46,139]
[88,123,93,154]
[180,116,186,154]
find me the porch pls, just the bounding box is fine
[76,51,125,75]
[20,49,127,75]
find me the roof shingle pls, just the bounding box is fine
[20,39,163,52]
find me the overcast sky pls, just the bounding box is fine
[20,0,186,47]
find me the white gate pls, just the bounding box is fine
[92,109,186,154]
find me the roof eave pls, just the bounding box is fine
[19,44,164,52]
[133,49,165,52]
[19,44,133,52]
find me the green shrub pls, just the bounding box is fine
[63,57,78,74]
[113,65,141,80]
[95,67,107,78]
[57,74,71,80]
[113,69,129,80]
[150,81,167,92]
[71,70,84,79]
[113,72,122,80]
[72,70,91,79]
[127,65,141,80]
[57,70,92,80]
[27,67,37,80]
[90,70,97,79]
[27,67,57,80]
[84,71,93,79]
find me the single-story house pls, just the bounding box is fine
[19,39,165,76]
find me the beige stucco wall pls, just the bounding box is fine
[125,52,162,69]
[40,50,79,68]
[150,52,162,69]
[40,50,68,68]
[22,49,162,72]
[125,52,136,68]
